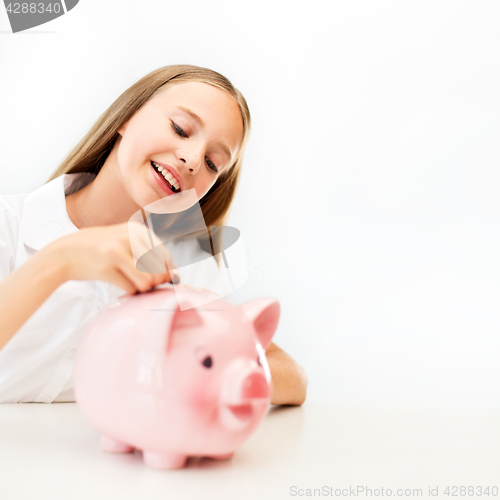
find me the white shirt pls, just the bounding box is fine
[0,173,222,404]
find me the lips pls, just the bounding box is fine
[150,162,183,195]
[150,163,176,194]
[151,161,184,191]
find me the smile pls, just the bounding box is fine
[151,161,181,193]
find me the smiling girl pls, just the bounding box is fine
[0,64,308,405]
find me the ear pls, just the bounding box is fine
[240,298,280,349]
[141,292,202,353]
[117,119,129,138]
[165,307,203,352]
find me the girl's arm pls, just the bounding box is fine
[0,249,67,351]
[266,342,308,406]
[0,221,309,406]
[0,223,173,352]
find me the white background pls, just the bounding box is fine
[1,1,500,408]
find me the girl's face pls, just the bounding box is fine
[116,81,244,207]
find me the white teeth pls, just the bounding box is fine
[153,162,180,191]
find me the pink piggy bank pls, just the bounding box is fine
[73,286,280,469]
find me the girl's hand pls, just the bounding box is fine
[43,221,177,294]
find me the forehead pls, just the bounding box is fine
[152,82,241,124]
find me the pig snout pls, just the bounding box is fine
[242,372,269,400]
[220,360,269,404]
[219,360,270,431]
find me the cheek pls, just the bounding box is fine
[118,123,169,167]
[196,175,217,199]
[116,140,133,173]
[176,367,218,409]
[146,133,171,154]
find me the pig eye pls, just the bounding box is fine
[257,355,262,366]
[202,356,213,369]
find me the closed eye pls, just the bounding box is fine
[206,157,218,174]
[171,121,188,138]
[171,121,219,174]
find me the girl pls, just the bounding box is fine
[0,64,308,405]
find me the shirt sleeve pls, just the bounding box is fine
[0,203,19,282]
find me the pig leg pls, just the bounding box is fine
[100,435,135,453]
[205,452,235,460]
[142,450,187,469]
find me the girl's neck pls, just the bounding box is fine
[65,146,141,229]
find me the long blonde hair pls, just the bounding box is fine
[48,65,251,256]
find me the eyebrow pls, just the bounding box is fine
[176,106,233,162]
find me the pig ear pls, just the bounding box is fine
[165,307,203,352]
[240,298,280,349]
[141,292,204,353]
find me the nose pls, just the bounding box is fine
[176,145,204,175]
[241,373,269,400]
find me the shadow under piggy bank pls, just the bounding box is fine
[74,286,280,470]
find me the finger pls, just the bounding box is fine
[118,227,174,288]
[100,268,138,295]
[126,224,171,276]
[160,244,180,284]
[127,246,172,287]
[113,251,157,292]
[130,223,178,281]
[118,252,174,293]
[126,221,160,268]
[151,270,174,288]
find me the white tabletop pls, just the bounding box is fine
[1,399,499,500]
